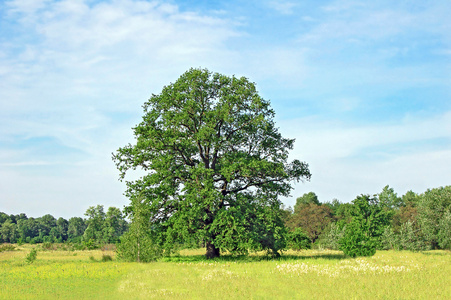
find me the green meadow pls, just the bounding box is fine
[1,245,450,299]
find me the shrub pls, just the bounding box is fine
[101,254,113,262]
[287,228,311,250]
[83,239,99,250]
[340,220,376,257]
[0,244,15,252]
[41,242,55,251]
[25,249,38,264]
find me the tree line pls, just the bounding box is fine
[283,185,451,256]
[0,205,128,245]
[1,184,449,258]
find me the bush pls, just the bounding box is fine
[287,228,311,250]
[0,244,15,252]
[83,239,99,250]
[340,220,376,257]
[41,242,55,251]
[26,248,38,264]
[101,254,113,262]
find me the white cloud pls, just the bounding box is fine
[267,1,298,15]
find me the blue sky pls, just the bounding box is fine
[1,0,450,218]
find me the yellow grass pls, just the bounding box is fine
[1,245,450,299]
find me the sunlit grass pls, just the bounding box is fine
[0,244,130,299]
[1,245,450,299]
[117,249,451,299]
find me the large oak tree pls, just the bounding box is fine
[113,68,311,258]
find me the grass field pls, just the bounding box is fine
[1,245,450,299]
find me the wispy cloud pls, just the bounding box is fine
[267,1,298,15]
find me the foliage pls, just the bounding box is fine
[113,68,311,258]
[397,221,429,251]
[391,204,418,233]
[378,185,403,210]
[83,205,128,244]
[101,254,113,262]
[0,244,15,252]
[116,195,163,262]
[318,222,346,250]
[287,227,311,250]
[25,248,38,264]
[287,203,334,244]
[402,190,420,207]
[338,194,391,256]
[340,219,376,257]
[67,217,87,242]
[294,192,320,210]
[381,223,429,251]
[437,210,451,250]
[0,206,124,245]
[380,226,398,250]
[417,186,451,249]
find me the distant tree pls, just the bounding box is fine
[391,205,418,232]
[57,217,69,240]
[113,68,311,258]
[103,207,128,243]
[0,212,9,224]
[0,220,18,243]
[340,219,376,257]
[68,217,87,242]
[417,186,451,249]
[287,203,334,244]
[294,192,320,211]
[378,185,402,210]
[438,211,451,249]
[402,190,420,207]
[324,198,342,215]
[319,222,346,250]
[335,202,354,225]
[83,205,106,242]
[279,204,293,227]
[38,214,57,238]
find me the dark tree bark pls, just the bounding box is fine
[205,241,220,259]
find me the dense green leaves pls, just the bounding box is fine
[337,195,391,257]
[113,68,311,258]
[417,186,451,249]
[340,220,376,257]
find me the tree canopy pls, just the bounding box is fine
[113,68,311,258]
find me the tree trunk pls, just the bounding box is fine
[205,241,220,259]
